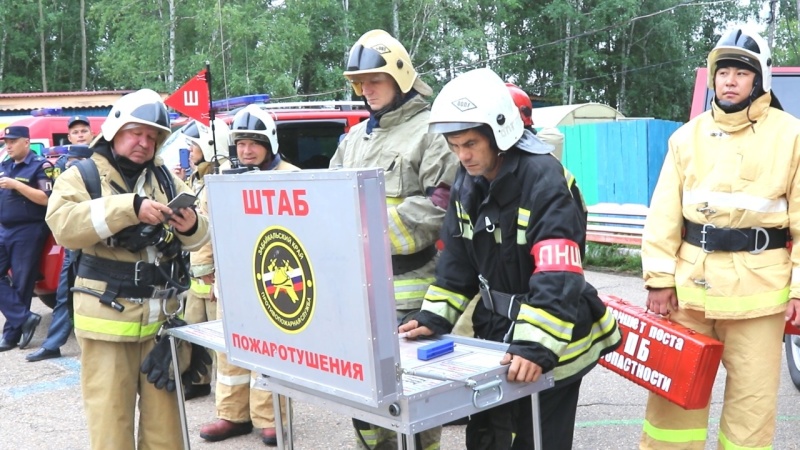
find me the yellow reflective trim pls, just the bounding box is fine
[513,322,569,355]
[190,279,212,294]
[517,207,530,227]
[422,286,470,324]
[394,277,435,300]
[386,197,403,206]
[553,328,621,380]
[517,230,526,245]
[719,430,772,450]
[642,419,707,444]
[517,304,573,340]
[388,207,417,254]
[74,314,162,339]
[675,286,789,312]
[564,169,575,189]
[559,308,617,362]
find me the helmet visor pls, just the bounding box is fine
[130,103,170,130]
[428,122,484,135]
[182,121,201,139]
[346,44,388,72]
[717,30,761,54]
[232,111,268,132]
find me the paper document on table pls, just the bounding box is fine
[399,338,508,395]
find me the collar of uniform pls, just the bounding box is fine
[456,149,522,218]
[377,96,430,129]
[19,149,39,166]
[711,92,771,133]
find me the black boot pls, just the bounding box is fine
[183,383,211,400]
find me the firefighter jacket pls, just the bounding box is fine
[330,95,458,310]
[415,146,621,383]
[189,157,299,280]
[44,144,210,342]
[642,93,800,319]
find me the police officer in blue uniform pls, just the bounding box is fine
[0,126,54,351]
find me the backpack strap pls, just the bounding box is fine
[152,164,176,202]
[74,159,102,200]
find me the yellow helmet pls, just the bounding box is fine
[344,29,432,97]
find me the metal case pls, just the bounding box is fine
[205,168,553,435]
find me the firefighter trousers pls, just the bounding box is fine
[215,301,283,428]
[466,377,582,450]
[640,308,784,449]
[78,336,183,450]
[183,287,216,385]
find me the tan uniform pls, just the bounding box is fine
[331,96,457,450]
[45,148,210,450]
[640,94,800,449]
[185,160,224,385]
[330,95,458,314]
[205,158,296,429]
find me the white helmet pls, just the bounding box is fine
[707,28,772,91]
[229,105,279,155]
[182,118,231,161]
[428,68,524,151]
[101,88,171,146]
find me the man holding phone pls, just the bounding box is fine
[44,89,209,449]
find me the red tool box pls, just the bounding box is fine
[599,294,723,410]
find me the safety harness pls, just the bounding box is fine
[69,159,190,312]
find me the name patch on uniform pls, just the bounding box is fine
[531,239,583,274]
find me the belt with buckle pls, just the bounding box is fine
[683,220,788,254]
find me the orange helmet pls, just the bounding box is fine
[505,83,533,127]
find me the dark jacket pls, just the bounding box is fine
[416,146,621,383]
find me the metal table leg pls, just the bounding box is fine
[531,392,542,449]
[273,392,294,449]
[169,335,191,450]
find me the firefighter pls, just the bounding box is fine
[44,89,210,450]
[179,118,231,400]
[332,28,459,450]
[640,28,800,449]
[198,105,293,447]
[0,125,53,351]
[399,67,621,450]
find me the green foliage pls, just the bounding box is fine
[0,0,780,122]
[584,243,642,276]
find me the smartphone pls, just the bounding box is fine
[167,192,198,212]
[179,148,191,170]
[162,192,198,222]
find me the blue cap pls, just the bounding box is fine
[67,144,92,159]
[68,115,90,128]
[3,126,29,139]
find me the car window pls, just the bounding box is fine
[276,120,347,169]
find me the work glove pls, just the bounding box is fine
[181,343,212,386]
[140,316,188,392]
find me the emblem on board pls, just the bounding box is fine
[253,226,315,333]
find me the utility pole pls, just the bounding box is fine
[767,0,778,49]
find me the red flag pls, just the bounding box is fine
[165,69,210,126]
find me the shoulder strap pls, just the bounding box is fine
[75,159,101,200]
[152,164,176,201]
